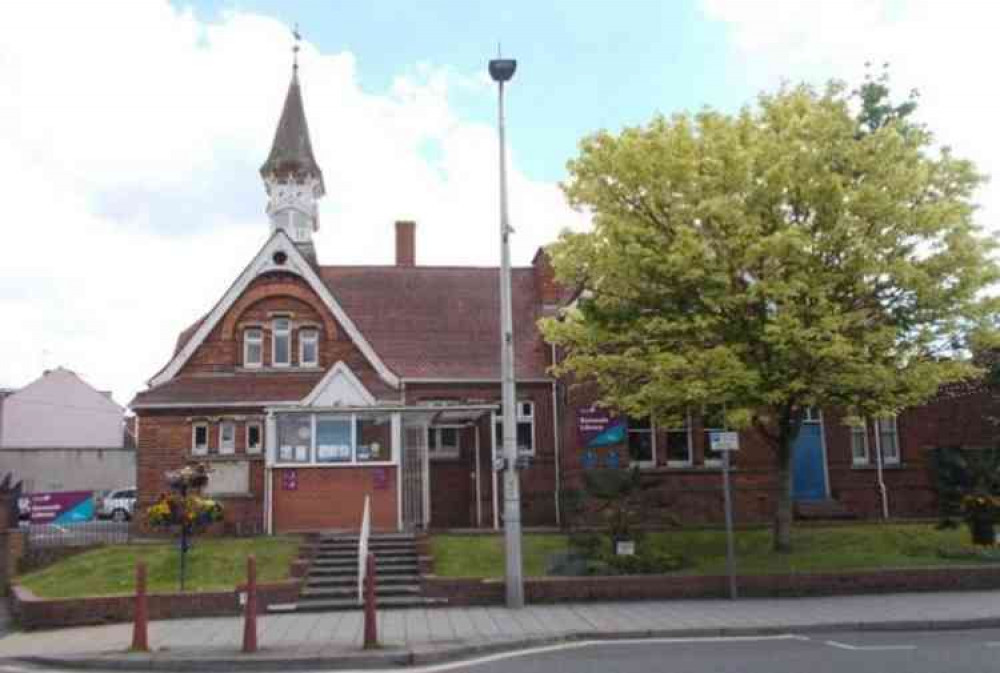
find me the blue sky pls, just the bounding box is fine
[183,0,738,183]
[1,0,997,403]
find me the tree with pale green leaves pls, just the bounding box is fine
[541,79,999,552]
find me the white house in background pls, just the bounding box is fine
[0,368,134,494]
[0,368,125,448]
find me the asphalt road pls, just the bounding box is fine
[418,629,1000,673]
[0,629,998,673]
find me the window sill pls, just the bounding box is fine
[189,454,264,462]
[270,461,397,469]
[850,462,905,471]
[236,366,324,374]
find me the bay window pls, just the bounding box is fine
[274,412,394,465]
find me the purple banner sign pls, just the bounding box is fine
[28,491,94,524]
[577,406,626,449]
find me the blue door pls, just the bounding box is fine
[792,413,827,501]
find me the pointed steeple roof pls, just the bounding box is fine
[260,68,325,194]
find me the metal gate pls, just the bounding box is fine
[401,423,427,530]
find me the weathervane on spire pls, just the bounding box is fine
[292,23,301,72]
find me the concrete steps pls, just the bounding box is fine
[272,533,443,613]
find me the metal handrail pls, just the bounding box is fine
[357,494,371,605]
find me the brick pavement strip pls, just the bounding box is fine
[3,592,1000,670]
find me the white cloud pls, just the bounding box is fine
[701,0,1000,236]
[0,2,587,404]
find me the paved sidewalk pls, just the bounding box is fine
[3,591,1000,669]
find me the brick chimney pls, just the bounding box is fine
[395,220,416,267]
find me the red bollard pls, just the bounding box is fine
[242,554,258,654]
[131,561,149,652]
[363,552,378,649]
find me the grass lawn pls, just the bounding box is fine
[431,524,984,578]
[18,536,301,599]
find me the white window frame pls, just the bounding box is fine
[626,416,656,469]
[428,425,462,460]
[272,412,396,467]
[246,421,263,455]
[299,328,319,368]
[191,422,209,456]
[272,318,291,368]
[665,414,693,468]
[219,421,236,454]
[243,328,263,369]
[850,422,870,465]
[494,400,536,456]
[876,416,901,465]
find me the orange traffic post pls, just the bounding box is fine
[242,554,258,653]
[131,561,149,652]
[363,552,378,649]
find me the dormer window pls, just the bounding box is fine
[300,329,319,367]
[273,318,291,367]
[243,328,263,368]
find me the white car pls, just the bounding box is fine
[97,488,136,522]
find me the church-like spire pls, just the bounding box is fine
[261,26,324,262]
[260,69,325,191]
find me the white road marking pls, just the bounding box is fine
[824,639,917,652]
[303,634,812,673]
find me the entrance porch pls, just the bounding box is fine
[263,404,499,534]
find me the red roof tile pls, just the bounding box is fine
[319,266,550,380]
[132,373,324,407]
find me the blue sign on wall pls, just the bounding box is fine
[578,407,626,449]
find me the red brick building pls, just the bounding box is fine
[132,64,997,534]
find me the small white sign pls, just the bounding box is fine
[710,431,740,452]
[238,591,247,606]
[615,541,636,556]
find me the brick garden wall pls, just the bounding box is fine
[10,581,300,630]
[424,566,1000,606]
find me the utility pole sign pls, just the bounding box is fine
[709,431,739,600]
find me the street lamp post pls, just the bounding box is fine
[489,55,524,609]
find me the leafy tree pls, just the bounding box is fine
[855,62,919,135]
[542,79,999,552]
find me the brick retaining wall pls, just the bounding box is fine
[424,566,1000,606]
[10,580,301,630]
